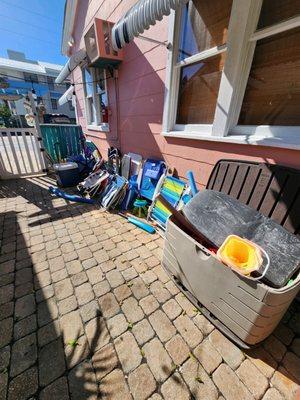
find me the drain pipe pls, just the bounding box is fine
[113,68,121,145]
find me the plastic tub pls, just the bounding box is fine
[162,218,300,347]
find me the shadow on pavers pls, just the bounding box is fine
[1,174,300,399]
[0,205,115,399]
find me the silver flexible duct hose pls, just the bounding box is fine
[112,0,187,50]
[55,49,87,84]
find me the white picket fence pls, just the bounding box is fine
[0,128,46,179]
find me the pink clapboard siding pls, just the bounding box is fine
[70,0,300,188]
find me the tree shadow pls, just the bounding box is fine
[0,176,99,228]
[0,182,119,399]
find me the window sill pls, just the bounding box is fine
[87,124,109,133]
[162,131,300,151]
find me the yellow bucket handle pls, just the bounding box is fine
[218,236,270,282]
[229,243,270,282]
[249,245,270,281]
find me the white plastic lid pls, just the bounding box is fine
[53,162,78,171]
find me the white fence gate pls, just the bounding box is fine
[0,128,46,179]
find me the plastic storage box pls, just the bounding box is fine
[53,162,80,187]
[163,217,300,347]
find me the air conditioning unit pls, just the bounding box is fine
[84,18,123,67]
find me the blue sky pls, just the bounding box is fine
[0,0,67,65]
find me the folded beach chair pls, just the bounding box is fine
[148,175,186,228]
[77,169,109,198]
[101,175,128,209]
[127,153,142,177]
[140,159,167,201]
[121,154,131,180]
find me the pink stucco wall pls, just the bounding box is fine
[70,0,300,188]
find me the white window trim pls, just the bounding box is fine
[82,66,109,132]
[162,0,300,149]
[87,124,109,132]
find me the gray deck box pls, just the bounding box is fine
[163,218,300,346]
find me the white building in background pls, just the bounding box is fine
[0,50,76,125]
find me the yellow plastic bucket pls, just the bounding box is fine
[217,235,263,276]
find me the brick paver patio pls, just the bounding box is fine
[0,176,299,400]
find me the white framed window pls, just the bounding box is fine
[47,76,55,90]
[163,0,300,149]
[51,98,58,110]
[82,66,109,132]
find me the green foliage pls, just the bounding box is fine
[127,321,133,330]
[67,339,79,348]
[0,104,11,127]
[171,362,177,371]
